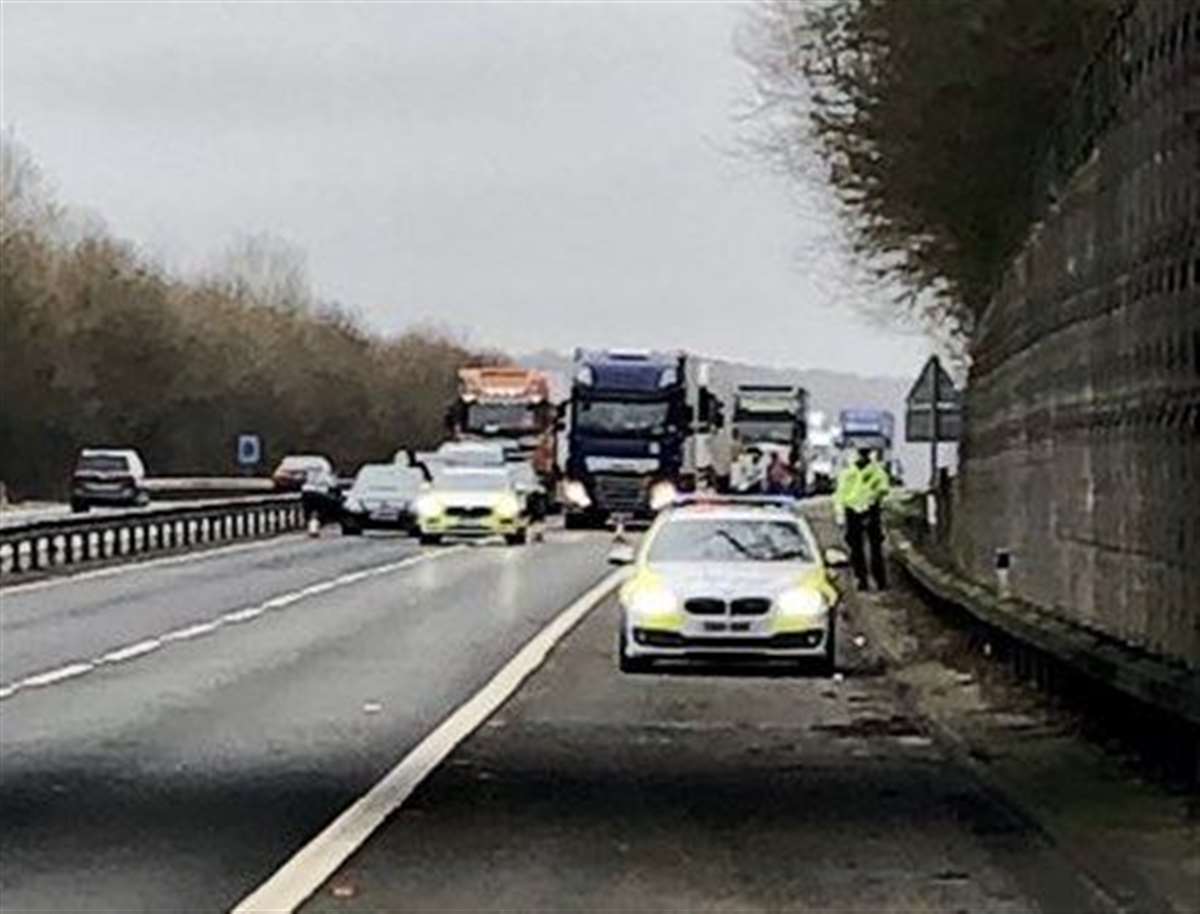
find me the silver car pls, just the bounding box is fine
[610,498,845,674]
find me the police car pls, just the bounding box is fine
[609,496,846,674]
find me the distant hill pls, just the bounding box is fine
[518,349,950,484]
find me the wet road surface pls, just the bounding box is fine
[0,528,610,911]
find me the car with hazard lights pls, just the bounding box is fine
[414,467,530,546]
[608,496,846,674]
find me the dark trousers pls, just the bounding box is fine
[845,505,887,590]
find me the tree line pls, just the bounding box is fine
[1,133,491,499]
[739,0,1118,342]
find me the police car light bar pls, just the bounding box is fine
[670,494,800,510]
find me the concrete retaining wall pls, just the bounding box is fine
[954,0,1200,669]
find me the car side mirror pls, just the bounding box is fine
[607,543,636,566]
[823,547,850,568]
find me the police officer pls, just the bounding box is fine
[834,448,890,590]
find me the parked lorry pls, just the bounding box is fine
[728,384,808,495]
[446,366,558,512]
[562,349,726,527]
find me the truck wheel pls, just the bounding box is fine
[419,533,443,546]
[341,521,362,536]
[70,499,90,514]
[505,529,528,546]
[564,512,586,530]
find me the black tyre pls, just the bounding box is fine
[70,499,90,513]
[564,511,586,530]
[341,521,363,536]
[617,627,653,674]
[817,610,838,676]
[419,533,443,546]
[505,528,528,546]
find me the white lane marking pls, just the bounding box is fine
[231,568,624,914]
[0,533,307,597]
[160,621,223,642]
[0,547,465,702]
[19,662,95,688]
[96,639,162,664]
[221,607,265,624]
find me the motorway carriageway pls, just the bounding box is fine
[0,512,1154,913]
[0,523,611,911]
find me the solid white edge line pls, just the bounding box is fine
[231,567,625,914]
[0,532,308,596]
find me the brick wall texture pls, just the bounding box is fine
[953,0,1200,669]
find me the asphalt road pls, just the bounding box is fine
[0,527,611,911]
[298,589,1108,914]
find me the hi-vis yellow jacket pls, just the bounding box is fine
[835,459,890,514]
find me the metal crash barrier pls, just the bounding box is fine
[0,495,303,578]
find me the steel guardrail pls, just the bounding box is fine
[0,494,304,579]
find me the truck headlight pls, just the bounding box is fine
[575,366,594,385]
[415,495,445,518]
[494,494,520,518]
[775,587,827,618]
[648,481,677,511]
[563,480,591,508]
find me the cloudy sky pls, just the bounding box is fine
[2,1,930,377]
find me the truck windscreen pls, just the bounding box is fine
[734,421,792,444]
[466,403,536,431]
[575,400,670,435]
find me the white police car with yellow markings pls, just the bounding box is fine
[609,497,846,674]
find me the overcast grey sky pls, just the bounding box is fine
[2,1,930,377]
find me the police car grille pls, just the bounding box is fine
[730,598,771,616]
[446,506,491,518]
[684,598,726,616]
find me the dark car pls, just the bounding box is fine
[340,464,425,535]
[70,448,149,512]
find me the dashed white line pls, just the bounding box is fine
[19,662,95,688]
[232,567,625,914]
[97,639,162,664]
[0,547,465,702]
[221,607,264,624]
[160,621,222,642]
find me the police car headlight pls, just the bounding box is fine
[775,587,827,618]
[563,480,591,508]
[493,494,520,518]
[648,481,677,511]
[415,495,445,518]
[622,583,679,618]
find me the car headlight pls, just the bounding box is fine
[415,494,445,518]
[494,494,520,518]
[775,586,827,618]
[575,366,594,386]
[621,581,679,618]
[344,497,363,513]
[563,479,591,508]
[648,481,677,511]
[658,367,678,388]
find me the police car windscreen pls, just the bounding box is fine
[436,470,510,492]
[648,519,812,563]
